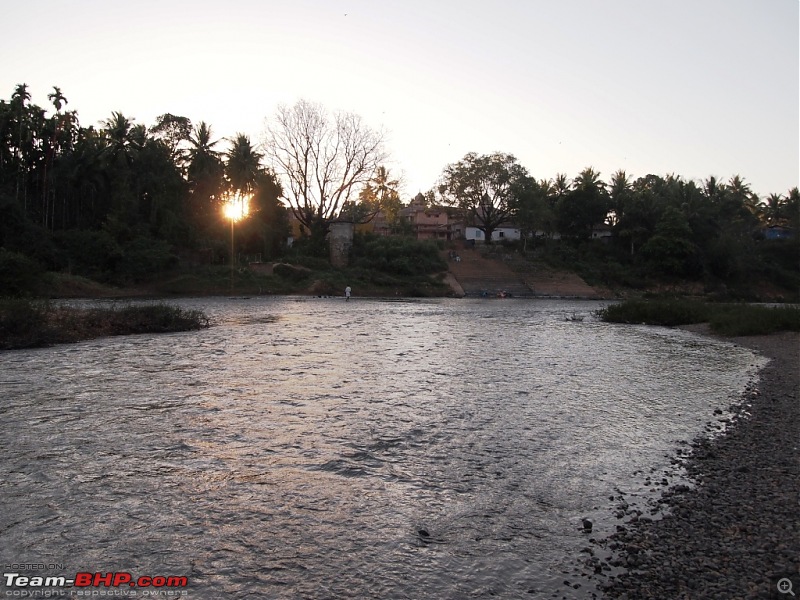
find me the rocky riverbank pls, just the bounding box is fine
[585,327,799,599]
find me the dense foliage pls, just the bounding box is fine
[0,84,289,290]
[436,153,797,296]
[439,152,529,243]
[351,233,446,276]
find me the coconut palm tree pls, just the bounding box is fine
[786,188,800,230]
[186,122,225,231]
[101,111,141,168]
[97,112,146,225]
[187,121,223,181]
[572,167,605,193]
[761,193,786,226]
[607,169,631,227]
[555,167,609,240]
[552,173,570,200]
[372,166,399,202]
[363,165,401,224]
[225,133,263,194]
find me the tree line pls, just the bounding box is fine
[437,151,798,283]
[1,84,797,291]
[0,83,287,285]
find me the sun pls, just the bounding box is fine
[222,191,251,222]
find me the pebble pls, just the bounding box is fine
[586,332,800,599]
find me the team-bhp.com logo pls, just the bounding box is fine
[4,572,188,595]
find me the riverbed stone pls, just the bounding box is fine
[591,330,799,599]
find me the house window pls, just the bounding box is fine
[498,231,504,238]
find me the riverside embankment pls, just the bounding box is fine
[591,326,799,599]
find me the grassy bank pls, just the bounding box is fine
[597,298,800,336]
[42,263,455,299]
[0,299,209,350]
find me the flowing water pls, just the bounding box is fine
[0,297,764,599]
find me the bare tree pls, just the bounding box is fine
[263,100,387,238]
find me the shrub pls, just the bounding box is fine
[288,235,329,259]
[0,197,59,268]
[598,298,800,336]
[351,234,446,275]
[755,238,800,273]
[286,255,333,271]
[0,300,209,350]
[0,249,44,296]
[54,229,123,281]
[116,236,178,283]
[708,304,800,336]
[0,298,53,348]
[597,298,709,327]
[104,303,209,334]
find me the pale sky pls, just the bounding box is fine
[2,0,798,199]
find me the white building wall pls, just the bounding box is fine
[465,226,522,242]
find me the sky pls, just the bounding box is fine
[2,0,798,199]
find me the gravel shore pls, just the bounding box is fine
[588,327,799,599]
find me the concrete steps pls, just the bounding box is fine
[445,246,532,297]
[444,243,607,298]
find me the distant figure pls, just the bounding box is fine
[345,286,351,301]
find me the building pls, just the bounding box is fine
[399,193,463,241]
[763,225,795,240]
[464,224,521,242]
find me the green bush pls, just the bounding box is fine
[708,304,800,336]
[116,236,178,283]
[104,303,209,334]
[0,249,44,296]
[0,299,209,350]
[287,235,329,259]
[286,255,333,271]
[54,229,123,281]
[0,197,59,268]
[598,298,800,336]
[351,234,446,275]
[0,298,53,347]
[755,238,800,273]
[598,298,710,326]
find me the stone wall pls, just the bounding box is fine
[329,222,354,268]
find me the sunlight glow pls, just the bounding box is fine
[222,191,251,222]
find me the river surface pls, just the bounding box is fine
[0,297,764,599]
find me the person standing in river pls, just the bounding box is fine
[345,286,351,301]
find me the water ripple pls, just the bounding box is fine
[0,298,762,599]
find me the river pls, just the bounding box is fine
[0,297,764,599]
